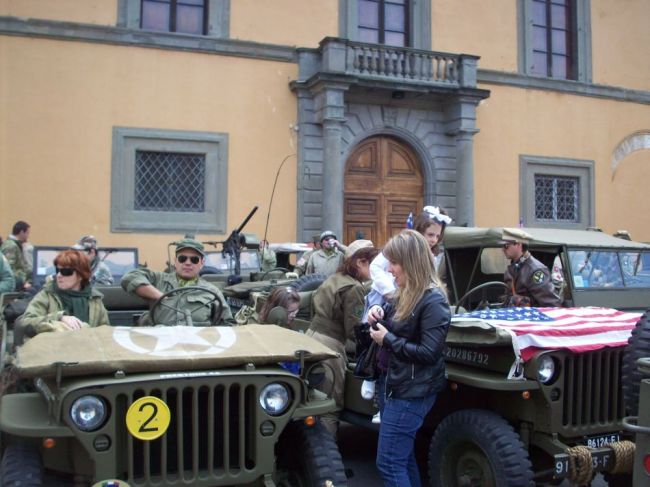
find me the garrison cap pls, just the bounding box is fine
[500,227,533,244]
[320,230,337,242]
[72,235,98,251]
[175,237,205,256]
[345,239,373,259]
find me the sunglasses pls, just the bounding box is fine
[502,242,519,249]
[177,255,201,265]
[56,267,75,276]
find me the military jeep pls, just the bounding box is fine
[0,308,347,486]
[338,226,650,486]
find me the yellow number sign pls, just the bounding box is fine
[125,396,171,441]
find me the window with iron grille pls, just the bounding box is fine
[141,0,207,35]
[534,174,578,222]
[518,0,592,82]
[112,127,228,233]
[134,151,206,212]
[520,155,593,229]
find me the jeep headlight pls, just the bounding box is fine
[70,395,107,432]
[259,383,291,416]
[537,355,556,384]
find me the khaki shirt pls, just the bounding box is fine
[308,273,367,344]
[121,268,233,326]
[305,249,345,277]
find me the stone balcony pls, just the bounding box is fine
[296,37,479,91]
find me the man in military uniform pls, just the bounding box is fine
[122,237,233,326]
[305,231,347,277]
[0,253,16,294]
[1,221,32,290]
[502,228,562,307]
[72,235,114,285]
[258,239,277,272]
[294,234,320,276]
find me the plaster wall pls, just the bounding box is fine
[0,0,117,25]
[473,84,650,241]
[0,36,299,270]
[430,0,518,73]
[230,0,337,48]
[590,0,650,91]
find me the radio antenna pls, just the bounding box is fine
[263,153,296,245]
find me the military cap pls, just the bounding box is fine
[72,235,98,251]
[345,239,373,259]
[175,237,205,256]
[320,230,337,242]
[500,227,533,244]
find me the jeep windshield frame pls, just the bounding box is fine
[443,227,650,312]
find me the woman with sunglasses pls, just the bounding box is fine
[21,250,109,335]
[306,239,380,437]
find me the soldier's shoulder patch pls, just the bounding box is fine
[353,304,365,320]
[532,270,547,284]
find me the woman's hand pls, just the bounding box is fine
[367,305,384,325]
[370,321,388,345]
[60,315,83,330]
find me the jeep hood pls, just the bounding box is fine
[15,324,338,378]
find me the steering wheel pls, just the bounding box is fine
[150,286,224,326]
[454,281,509,314]
[261,267,290,280]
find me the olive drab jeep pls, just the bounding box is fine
[0,318,348,486]
[336,226,650,486]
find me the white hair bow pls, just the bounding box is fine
[423,206,452,225]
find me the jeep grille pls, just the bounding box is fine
[119,382,259,485]
[562,348,624,427]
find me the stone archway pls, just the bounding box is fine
[343,135,423,246]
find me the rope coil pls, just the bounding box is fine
[608,440,635,474]
[565,440,636,485]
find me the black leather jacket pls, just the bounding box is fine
[383,288,450,399]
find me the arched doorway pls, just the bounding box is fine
[344,136,423,246]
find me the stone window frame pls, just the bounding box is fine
[111,127,228,233]
[517,0,592,82]
[339,0,431,50]
[519,155,594,229]
[117,0,230,38]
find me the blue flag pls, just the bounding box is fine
[406,212,413,229]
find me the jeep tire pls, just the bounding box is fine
[428,409,534,487]
[622,309,650,415]
[277,421,348,487]
[1,443,43,486]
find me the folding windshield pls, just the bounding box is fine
[568,249,650,289]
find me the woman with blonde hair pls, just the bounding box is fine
[367,230,450,486]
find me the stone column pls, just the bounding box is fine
[455,130,477,227]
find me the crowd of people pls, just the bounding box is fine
[1,208,566,486]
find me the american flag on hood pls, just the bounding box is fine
[452,307,641,379]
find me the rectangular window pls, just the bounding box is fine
[530,0,573,78]
[520,155,593,229]
[111,127,228,233]
[519,0,591,82]
[358,0,409,47]
[134,151,206,212]
[534,174,579,222]
[141,0,207,35]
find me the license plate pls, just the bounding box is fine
[554,449,615,478]
[226,297,249,309]
[584,433,620,448]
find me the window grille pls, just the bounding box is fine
[134,150,205,212]
[534,174,578,222]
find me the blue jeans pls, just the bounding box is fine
[376,374,437,487]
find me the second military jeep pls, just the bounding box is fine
[338,226,650,486]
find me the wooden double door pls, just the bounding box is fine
[344,136,423,247]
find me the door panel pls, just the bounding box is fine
[344,136,423,246]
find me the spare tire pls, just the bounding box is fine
[288,274,328,292]
[622,309,650,415]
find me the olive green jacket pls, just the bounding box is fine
[308,273,367,344]
[1,237,30,286]
[305,249,345,277]
[21,281,109,334]
[121,268,234,326]
[0,254,16,294]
